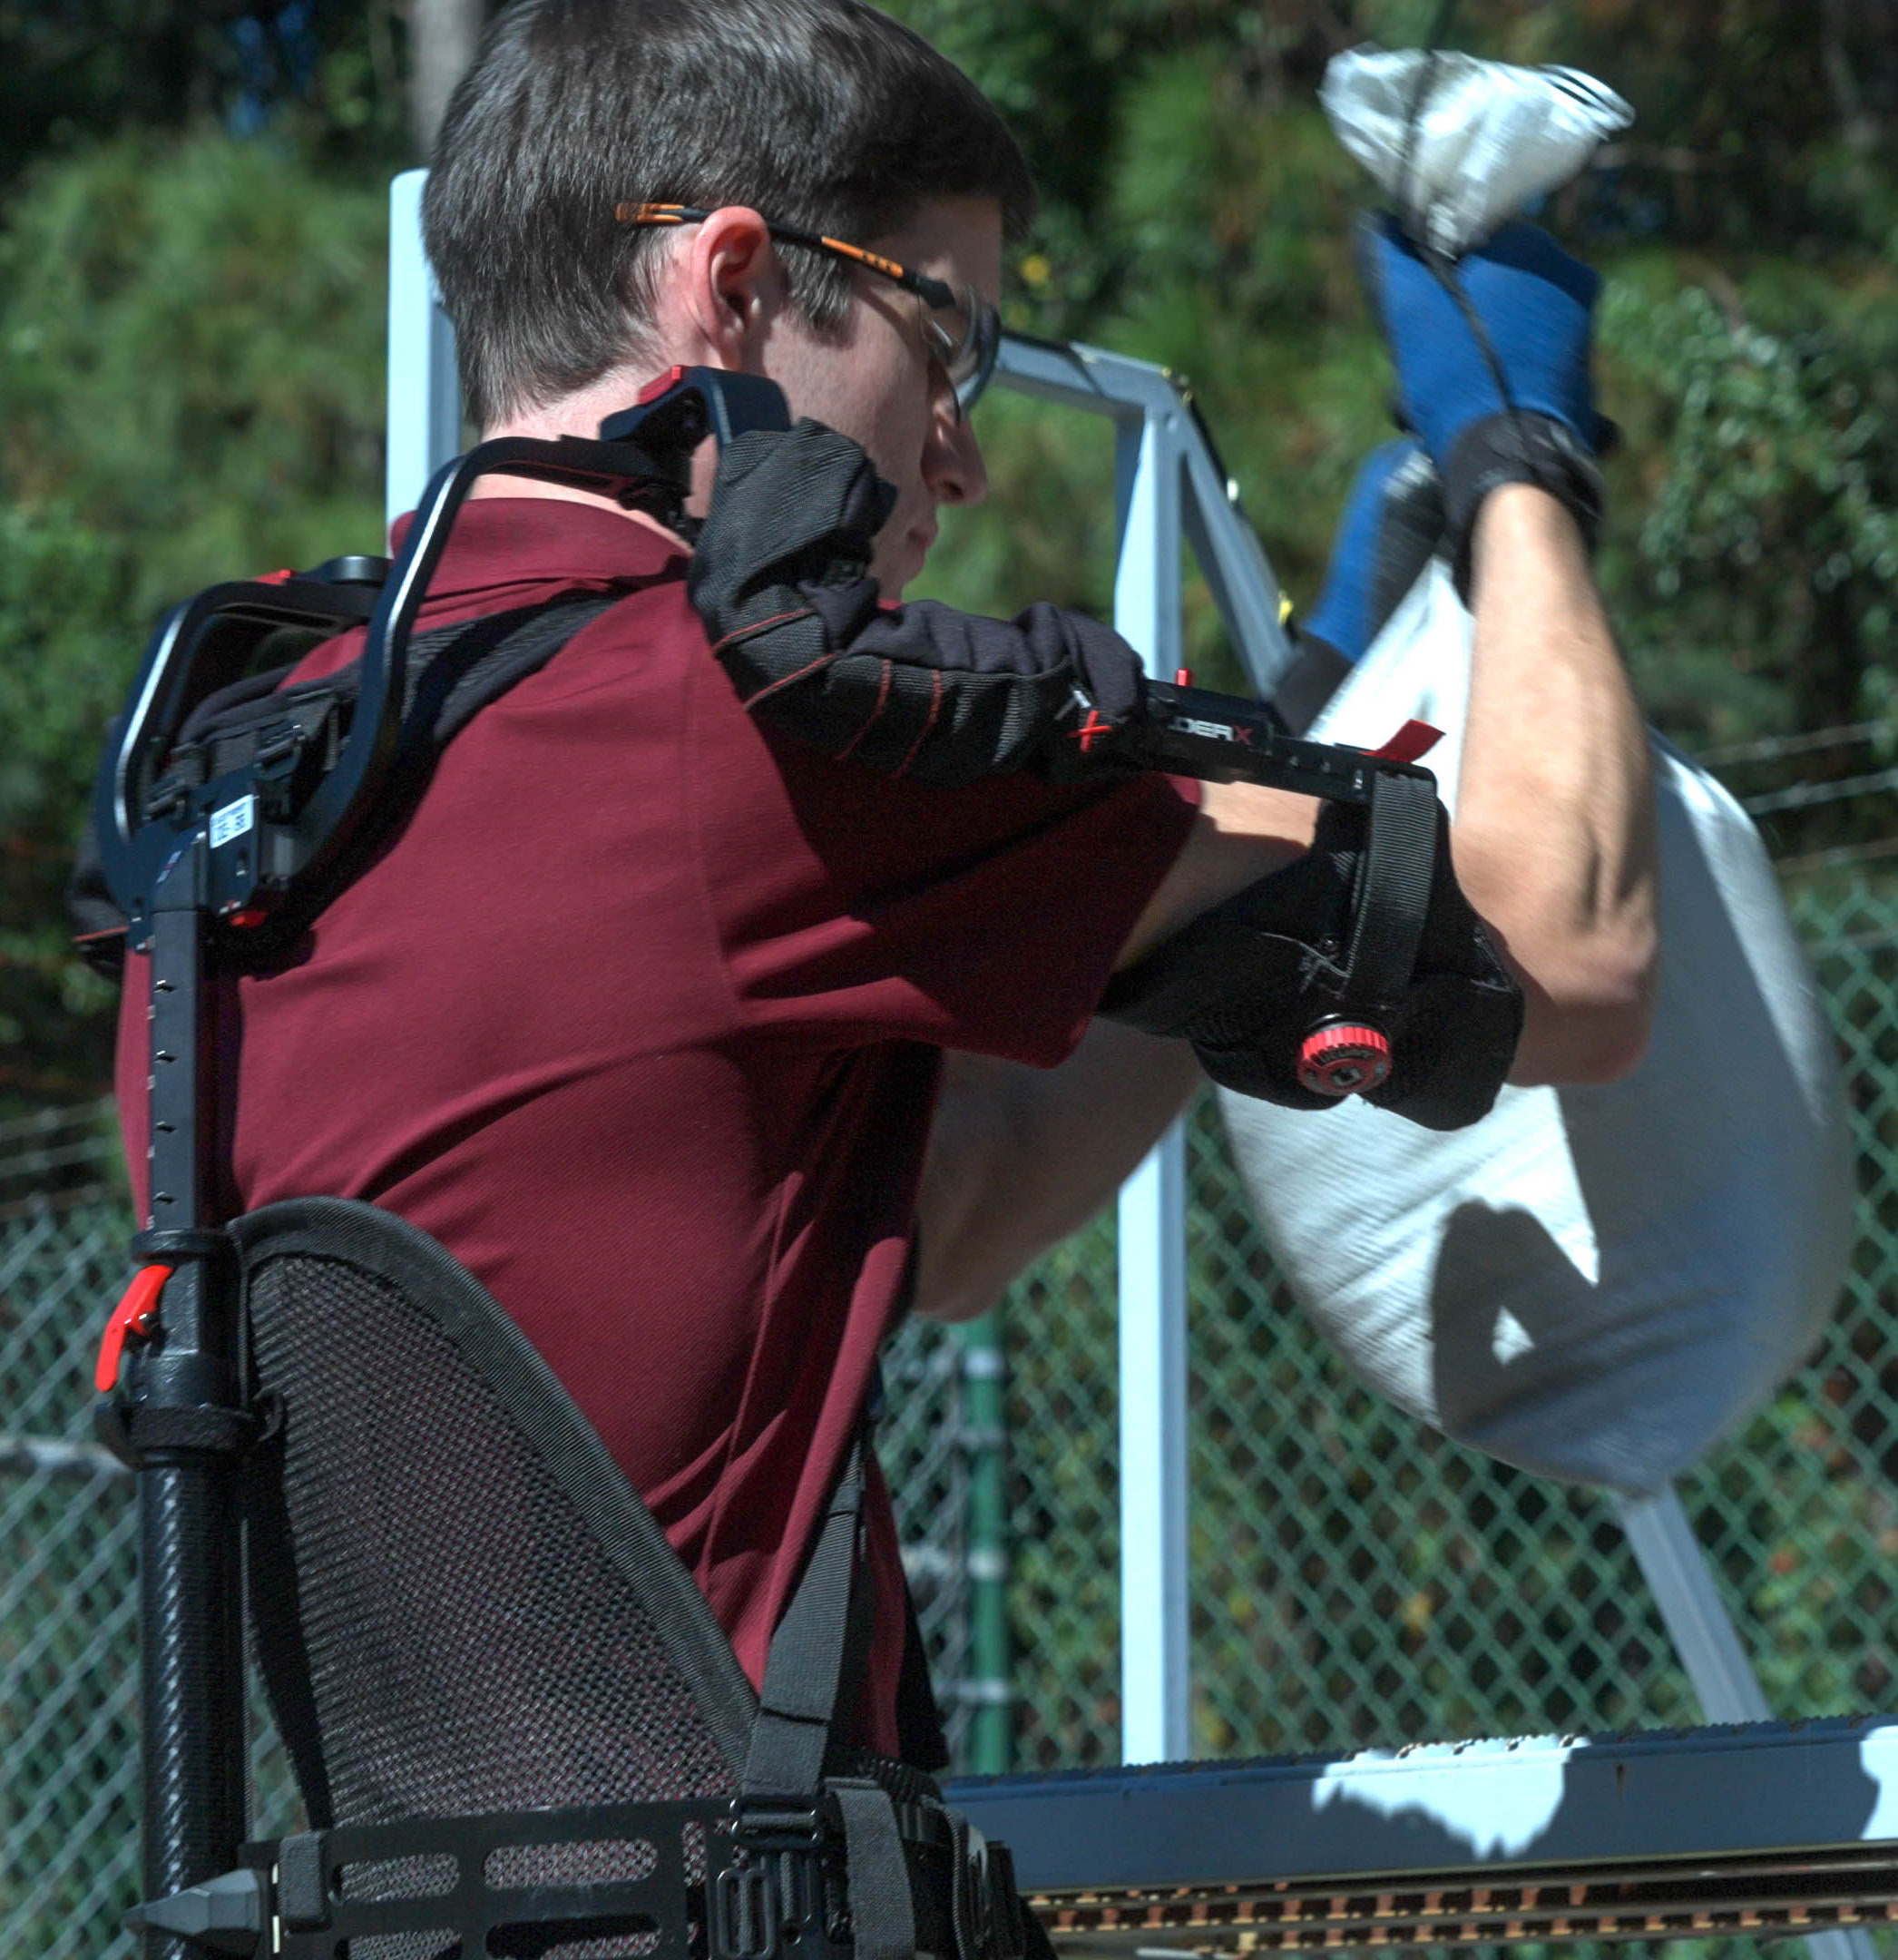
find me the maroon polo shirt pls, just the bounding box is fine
[116,497,1199,1756]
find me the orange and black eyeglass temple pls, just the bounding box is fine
[615,202,955,307]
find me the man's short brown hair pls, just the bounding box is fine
[424,0,1036,427]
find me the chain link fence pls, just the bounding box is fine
[1006,873,1898,1768]
[5,874,1897,1956]
[3,1136,142,1960]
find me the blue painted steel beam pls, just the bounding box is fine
[948,1716,1898,1893]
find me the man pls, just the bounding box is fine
[115,0,1656,1768]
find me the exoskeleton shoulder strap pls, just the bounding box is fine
[71,591,623,969]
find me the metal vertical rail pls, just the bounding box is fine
[1110,410,1194,1767]
[992,334,1296,1768]
[134,858,249,1960]
[386,169,461,527]
[957,1313,1013,1774]
[1616,1486,1772,1724]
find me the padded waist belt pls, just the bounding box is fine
[194,1782,1026,1960]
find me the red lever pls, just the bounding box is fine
[96,1264,171,1394]
[1297,1023,1392,1099]
[1367,719,1443,764]
[635,365,690,405]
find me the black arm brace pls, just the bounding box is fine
[689,416,1523,1128]
[687,421,1144,787]
[1102,789,1521,1130]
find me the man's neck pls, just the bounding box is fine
[464,468,682,544]
[469,377,696,547]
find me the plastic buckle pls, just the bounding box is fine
[711,1797,837,1960]
[729,1796,827,1854]
[712,1860,781,1960]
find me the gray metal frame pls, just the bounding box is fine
[993,329,1296,1769]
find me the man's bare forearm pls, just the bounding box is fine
[914,485,1657,1323]
[1453,485,1658,1083]
[913,1024,1200,1322]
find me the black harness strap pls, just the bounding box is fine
[742,1433,868,1799]
[739,1432,948,1960]
[1344,767,1440,1010]
[412,593,623,744]
[831,1778,920,1960]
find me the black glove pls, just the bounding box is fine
[688,419,1147,788]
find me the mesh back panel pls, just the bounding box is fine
[243,1230,740,1834]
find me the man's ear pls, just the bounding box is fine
[682,207,780,371]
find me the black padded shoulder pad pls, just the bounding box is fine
[687,420,1145,787]
[1099,796,1523,1131]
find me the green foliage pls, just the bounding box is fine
[0,502,125,1101]
[1600,267,1898,769]
[0,0,409,186]
[0,132,387,608]
[0,131,387,1112]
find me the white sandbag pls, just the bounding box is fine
[1319,49,1632,259]
[1219,562,1854,1494]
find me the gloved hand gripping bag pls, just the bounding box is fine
[1331,51,1621,588]
[1319,48,1632,259]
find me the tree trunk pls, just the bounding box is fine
[409,0,484,160]
[1820,0,1887,152]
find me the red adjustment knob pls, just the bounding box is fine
[1296,1023,1392,1099]
[95,1263,171,1393]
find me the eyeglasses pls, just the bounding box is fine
[615,201,1001,416]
